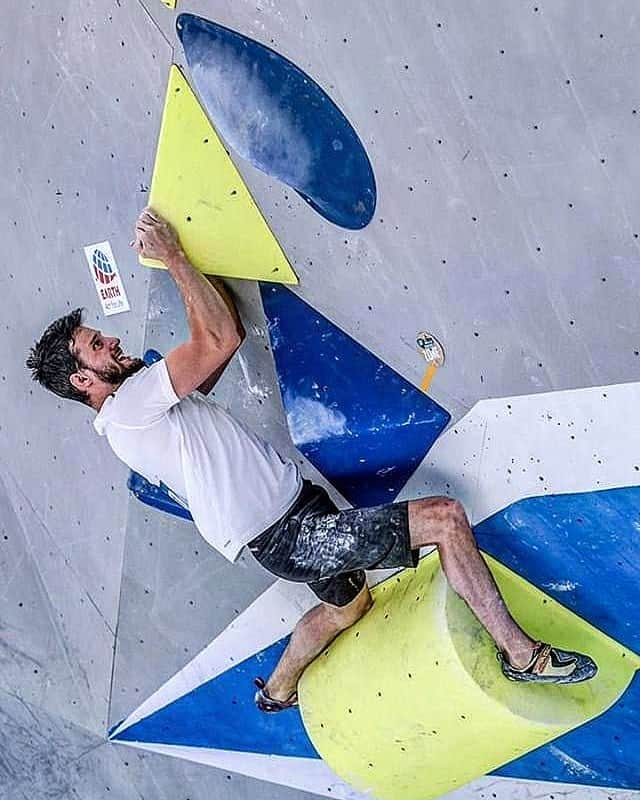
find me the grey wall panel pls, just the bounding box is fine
[0,687,100,800]
[0,472,113,735]
[0,687,154,800]
[1,1,170,640]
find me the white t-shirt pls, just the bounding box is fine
[93,359,301,561]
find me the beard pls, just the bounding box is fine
[98,357,146,386]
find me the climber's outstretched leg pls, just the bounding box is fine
[408,496,597,683]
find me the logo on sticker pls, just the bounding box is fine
[83,240,130,316]
[93,249,116,285]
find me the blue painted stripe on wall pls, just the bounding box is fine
[260,283,451,507]
[113,636,319,759]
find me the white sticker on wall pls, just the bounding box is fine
[84,241,130,316]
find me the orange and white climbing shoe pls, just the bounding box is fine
[498,642,598,684]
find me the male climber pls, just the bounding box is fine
[26,208,597,712]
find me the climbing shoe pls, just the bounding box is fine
[254,677,299,712]
[499,641,598,684]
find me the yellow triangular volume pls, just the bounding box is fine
[141,65,298,285]
[160,0,177,8]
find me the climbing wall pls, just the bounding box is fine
[3,0,639,799]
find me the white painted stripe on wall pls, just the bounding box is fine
[112,742,368,799]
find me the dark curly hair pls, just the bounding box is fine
[25,307,91,406]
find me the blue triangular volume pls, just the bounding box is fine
[112,636,319,759]
[127,471,193,521]
[477,486,640,788]
[260,284,451,507]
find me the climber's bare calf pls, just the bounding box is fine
[263,584,373,704]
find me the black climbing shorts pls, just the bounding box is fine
[247,480,419,607]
